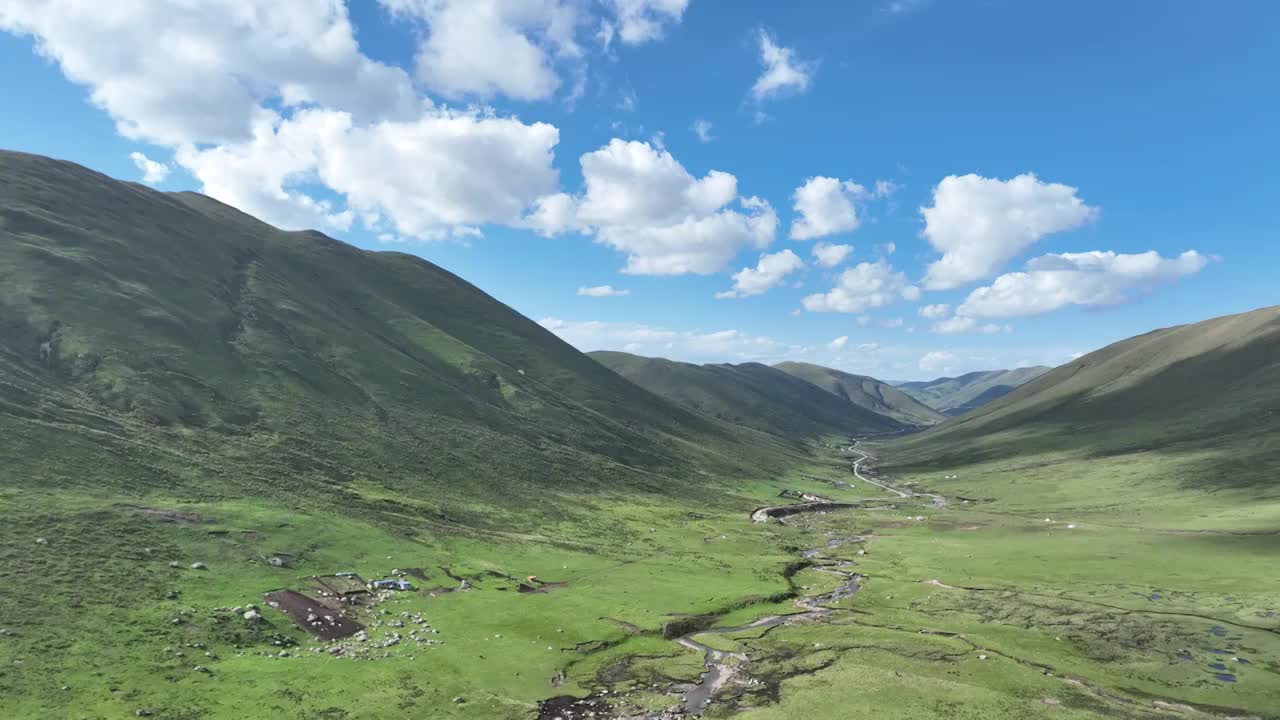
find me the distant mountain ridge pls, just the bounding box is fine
[898,367,1051,415]
[772,361,947,427]
[589,351,903,440]
[891,305,1280,475]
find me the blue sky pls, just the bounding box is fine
[2,0,1276,379]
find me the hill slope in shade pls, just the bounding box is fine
[897,366,1051,415]
[590,351,903,440]
[890,306,1280,493]
[773,361,947,427]
[0,150,795,515]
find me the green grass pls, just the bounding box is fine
[5,151,1280,719]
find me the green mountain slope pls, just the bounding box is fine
[897,366,1050,415]
[773,361,947,427]
[590,351,903,439]
[0,150,793,516]
[889,305,1280,497]
[2,150,859,719]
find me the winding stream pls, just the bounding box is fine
[677,440,919,715]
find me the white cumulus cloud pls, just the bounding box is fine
[526,139,778,275]
[602,0,689,45]
[577,285,631,297]
[3,0,579,243]
[0,0,420,146]
[717,249,804,298]
[751,29,814,102]
[828,335,849,351]
[917,303,951,319]
[811,242,853,268]
[921,173,1099,290]
[790,177,864,240]
[128,151,171,185]
[381,0,581,102]
[177,107,560,239]
[802,260,919,314]
[957,250,1210,319]
[931,316,1009,335]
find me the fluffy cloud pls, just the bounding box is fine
[931,316,1008,335]
[811,242,853,268]
[918,351,956,373]
[177,107,560,239]
[828,335,849,351]
[602,0,689,45]
[4,0,577,242]
[577,285,630,297]
[0,0,419,146]
[129,151,170,185]
[957,250,1209,319]
[540,317,788,363]
[790,176,896,240]
[382,0,580,102]
[802,260,920,313]
[790,177,863,240]
[717,249,804,298]
[921,173,1099,290]
[527,139,778,275]
[751,30,814,102]
[692,118,714,143]
[917,303,951,319]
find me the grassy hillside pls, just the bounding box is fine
[883,305,1280,532]
[6,149,1279,720]
[0,149,801,516]
[773,361,947,427]
[890,306,1280,474]
[897,366,1051,415]
[590,351,902,440]
[0,150,847,718]
[733,309,1280,720]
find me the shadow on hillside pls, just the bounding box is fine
[898,336,1280,493]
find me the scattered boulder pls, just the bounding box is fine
[452,696,466,704]
[243,609,263,623]
[35,538,49,545]
[136,711,153,717]
[190,562,208,570]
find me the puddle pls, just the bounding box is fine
[1210,626,1228,637]
[1214,673,1237,683]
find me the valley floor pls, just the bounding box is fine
[3,437,1278,719]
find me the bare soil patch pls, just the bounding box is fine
[263,589,364,639]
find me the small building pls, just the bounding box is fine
[371,579,415,591]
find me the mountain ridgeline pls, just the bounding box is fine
[0,150,804,521]
[772,361,947,427]
[891,305,1280,482]
[896,367,1050,415]
[588,351,904,440]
